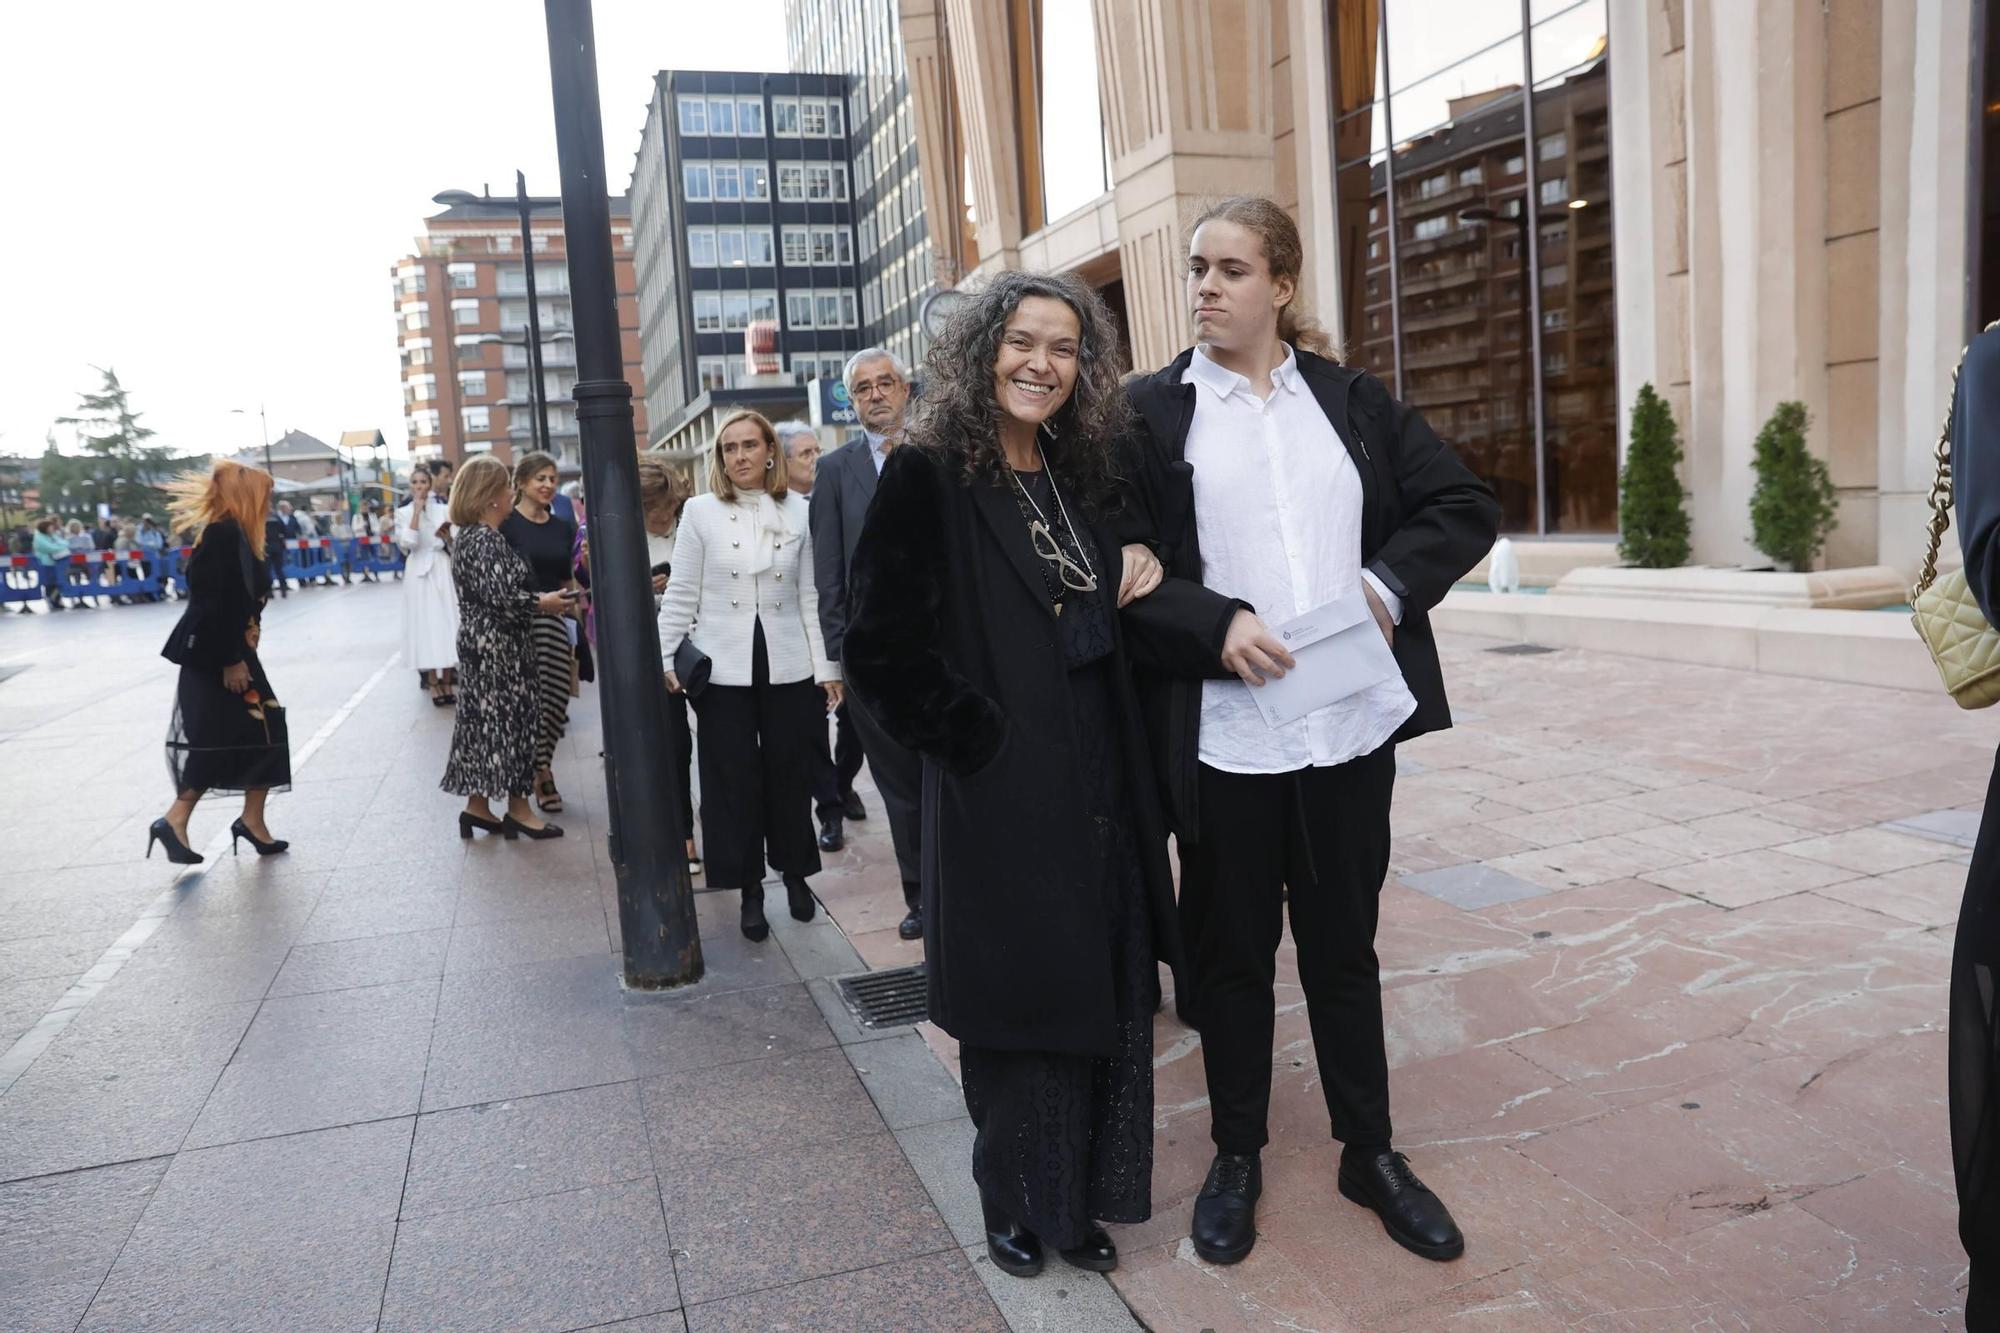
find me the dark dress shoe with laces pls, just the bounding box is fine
[1059,1225,1117,1272]
[897,909,923,941]
[817,814,844,852]
[1338,1148,1464,1261]
[1191,1151,1261,1264]
[842,789,867,821]
[981,1194,1043,1278]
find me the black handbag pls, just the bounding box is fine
[673,638,712,698]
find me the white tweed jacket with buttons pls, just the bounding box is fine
[656,491,838,687]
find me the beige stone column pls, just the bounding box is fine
[1876,0,1974,577]
[938,0,1028,274]
[1096,0,1280,369]
[898,0,965,289]
[1286,0,1342,342]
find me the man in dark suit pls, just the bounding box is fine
[810,349,926,941]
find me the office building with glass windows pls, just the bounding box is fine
[785,0,939,373]
[900,0,1996,575]
[631,70,862,449]
[389,192,645,471]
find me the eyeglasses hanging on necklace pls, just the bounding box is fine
[1009,441,1098,597]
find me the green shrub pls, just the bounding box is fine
[1749,400,1838,570]
[1617,383,1691,567]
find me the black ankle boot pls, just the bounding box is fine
[740,886,769,942]
[980,1193,1043,1278]
[1059,1225,1117,1272]
[1338,1147,1464,1261]
[1190,1151,1261,1265]
[783,873,817,922]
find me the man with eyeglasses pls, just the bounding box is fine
[810,349,927,942]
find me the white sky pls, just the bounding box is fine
[0,0,788,462]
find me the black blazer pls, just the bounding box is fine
[808,436,881,664]
[160,519,264,669]
[1115,348,1501,837]
[1956,326,2000,623]
[843,443,1183,1057]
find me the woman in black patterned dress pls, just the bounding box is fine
[843,271,1181,1278]
[441,454,575,840]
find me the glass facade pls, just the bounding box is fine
[1332,0,1616,534]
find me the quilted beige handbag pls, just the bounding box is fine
[1912,321,2000,709]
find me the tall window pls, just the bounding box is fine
[707,98,736,135]
[740,163,769,201]
[677,96,706,135]
[738,98,764,136]
[683,163,711,201]
[1330,0,1615,534]
[693,293,722,332]
[712,163,742,201]
[687,228,717,267]
[773,99,800,135]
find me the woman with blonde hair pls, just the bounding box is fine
[153,460,292,863]
[659,410,838,940]
[441,453,576,839]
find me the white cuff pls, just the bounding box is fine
[1360,569,1404,625]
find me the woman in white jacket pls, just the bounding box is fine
[397,463,461,706]
[659,409,840,941]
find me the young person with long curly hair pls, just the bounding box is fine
[842,270,1184,1279]
[153,460,293,863]
[1116,196,1501,1267]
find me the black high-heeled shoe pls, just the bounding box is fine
[783,873,817,923]
[229,819,288,857]
[740,886,770,942]
[459,810,505,838]
[146,818,203,866]
[501,814,564,841]
[980,1194,1044,1278]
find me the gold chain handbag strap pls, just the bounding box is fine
[1914,320,2000,602]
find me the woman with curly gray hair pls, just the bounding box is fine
[842,269,1184,1279]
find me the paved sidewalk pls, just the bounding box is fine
[3,585,1991,1330]
[0,586,1131,1332]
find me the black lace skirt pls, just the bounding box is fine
[959,657,1157,1249]
[165,654,292,795]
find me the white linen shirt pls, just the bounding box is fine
[1184,345,1417,773]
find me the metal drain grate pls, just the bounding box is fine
[835,964,929,1029]
[1486,643,1559,655]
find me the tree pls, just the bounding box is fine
[1616,383,1691,568]
[53,367,178,517]
[1749,400,1839,571]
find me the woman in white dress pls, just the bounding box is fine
[397,463,460,706]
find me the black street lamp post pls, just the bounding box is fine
[517,170,553,457]
[541,0,702,988]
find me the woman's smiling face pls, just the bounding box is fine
[991,295,1081,432]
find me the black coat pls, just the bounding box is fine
[843,443,1183,1057]
[1114,348,1502,837]
[161,519,264,669]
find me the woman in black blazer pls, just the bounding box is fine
[844,271,1180,1280]
[153,461,292,864]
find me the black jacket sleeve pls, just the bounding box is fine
[843,445,1004,774]
[193,522,256,666]
[1956,328,2000,623]
[810,455,848,662]
[1110,421,1251,679]
[1352,373,1502,613]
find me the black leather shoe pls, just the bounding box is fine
[784,873,817,922]
[981,1193,1043,1278]
[146,817,203,866]
[817,814,844,852]
[740,887,770,942]
[500,815,564,841]
[1338,1148,1464,1261]
[229,819,289,857]
[897,909,923,941]
[1059,1225,1117,1272]
[1190,1151,1261,1265]
[842,789,867,821]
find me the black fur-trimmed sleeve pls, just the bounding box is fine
[843,445,1003,775]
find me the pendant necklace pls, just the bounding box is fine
[1008,442,1097,616]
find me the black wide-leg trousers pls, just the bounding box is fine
[688,620,823,890]
[1178,745,1397,1155]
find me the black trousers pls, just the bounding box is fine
[687,620,823,890]
[848,693,923,907]
[665,690,695,843]
[1179,746,1397,1155]
[812,703,866,815]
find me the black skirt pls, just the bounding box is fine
[165,652,292,794]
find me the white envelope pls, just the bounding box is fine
[1248,589,1405,729]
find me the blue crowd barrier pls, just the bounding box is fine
[2,554,52,606]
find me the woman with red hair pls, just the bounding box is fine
[152,460,292,863]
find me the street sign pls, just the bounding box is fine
[808,376,859,427]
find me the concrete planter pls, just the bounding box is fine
[1548,563,1908,610]
[1463,539,1620,589]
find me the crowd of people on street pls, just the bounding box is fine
[135,195,1531,1292]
